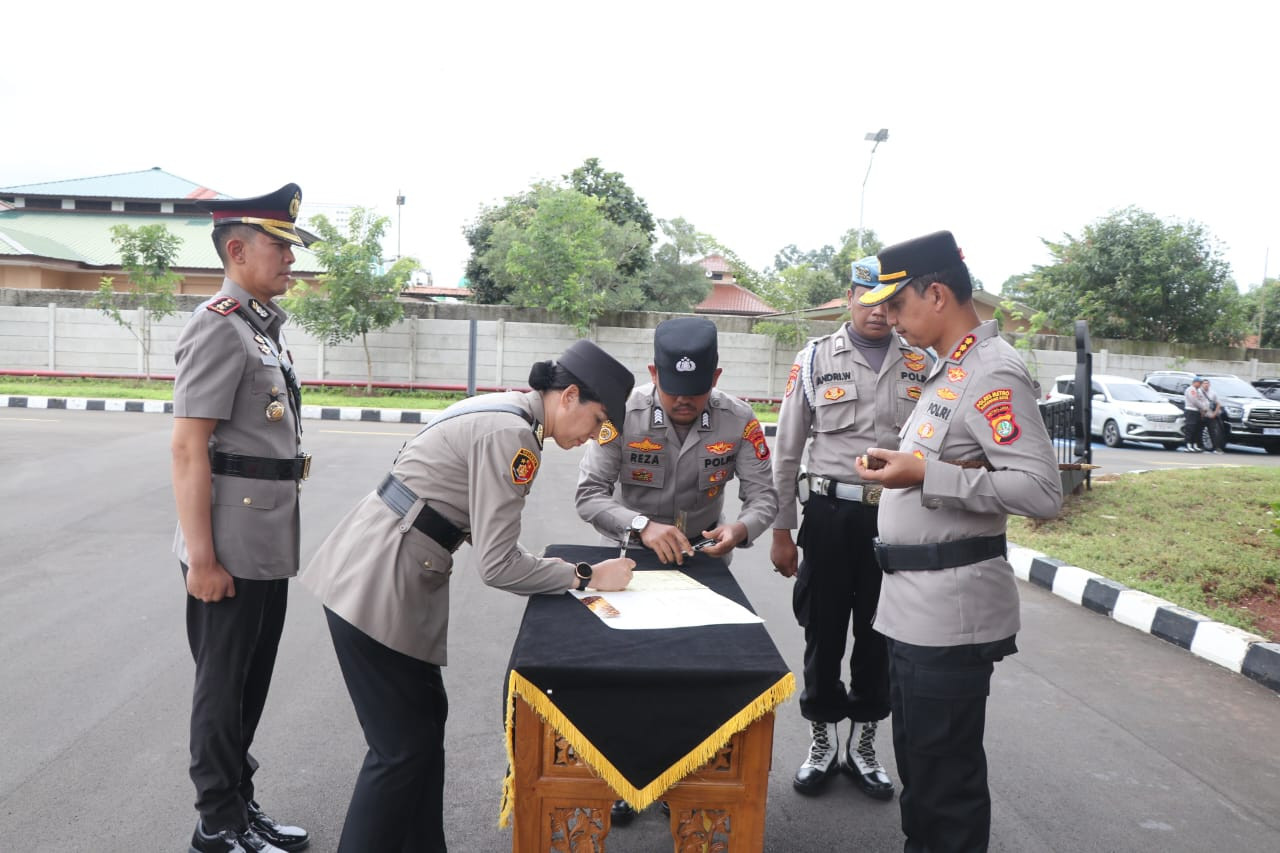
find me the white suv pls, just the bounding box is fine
[1049,374,1185,449]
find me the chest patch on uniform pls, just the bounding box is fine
[207,297,239,315]
[630,469,654,483]
[629,437,663,452]
[597,421,619,445]
[823,387,846,401]
[912,449,925,460]
[949,334,977,361]
[510,448,539,485]
[917,422,936,439]
[975,389,1021,444]
[906,385,922,400]
[705,441,734,455]
[936,387,958,401]
[706,486,720,498]
[709,469,727,483]
[904,352,927,372]
[743,418,770,461]
[947,367,967,383]
[785,363,800,397]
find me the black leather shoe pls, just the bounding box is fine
[610,799,636,826]
[246,801,309,851]
[190,821,285,853]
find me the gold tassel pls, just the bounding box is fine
[497,670,519,829]
[498,669,796,824]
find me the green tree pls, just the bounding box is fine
[482,186,647,333]
[1246,278,1280,348]
[1006,207,1248,345]
[463,189,535,304]
[90,223,182,379]
[565,157,655,275]
[282,208,419,393]
[752,265,836,346]
[640,218,713,312]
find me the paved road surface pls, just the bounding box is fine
[1,410,1276,852]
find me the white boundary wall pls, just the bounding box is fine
[2,300,1277,398]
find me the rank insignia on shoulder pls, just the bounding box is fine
[949,334,977,361]
[597,421,619,445]
[510,447,539,485]
[248,298,271,320]
[207,297,239,316]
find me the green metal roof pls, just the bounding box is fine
[0,167,224,201]
[0,209,322,273]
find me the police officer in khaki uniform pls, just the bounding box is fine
[575,316,778,825]
[172,184,315,853]
[855,231,1063,853]
[770,257,927,799]
[576,316,778,566]
[299,340,635,853]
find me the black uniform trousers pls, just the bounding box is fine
[793,494,890,723]
[887,636,1016,853]
[183,566,288,833]
[1184,409,1204,448]
[325,607,449,853]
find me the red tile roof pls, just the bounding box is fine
[695,282,775,316]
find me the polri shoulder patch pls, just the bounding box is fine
[510,447,539,485]
[207,297,239,316]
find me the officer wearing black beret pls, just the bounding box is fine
[173,184,315,853]
[855,230,1063,852]
[300,340,637,852]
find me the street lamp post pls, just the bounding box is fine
[396,191,406,260]
[856,128,889,255]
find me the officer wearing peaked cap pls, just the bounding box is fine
[173,184,315,853]
[299,340,636,852]
[856,230,1063,852]
[575,316,778,825]
[770,256,929,800]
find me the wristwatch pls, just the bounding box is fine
[574,562,593,591]
[630,514,650,534]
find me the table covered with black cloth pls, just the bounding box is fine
[500,545,795,816]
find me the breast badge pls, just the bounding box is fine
[917,422,935,439]
[265,401,285,422]
[628,437,663,452]
[947,367,967,383]
[904,352,927,372]
[823,387,846,401]
[906,385,922,400]
[510,448,540,485]
[936,387,958,401]
[704,441,734,455]
[706,486,720,498]
[630,469,654,483]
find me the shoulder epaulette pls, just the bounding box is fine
[206,296,240,316]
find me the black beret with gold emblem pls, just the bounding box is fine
[198,183,317,247]
[859,230,968,306]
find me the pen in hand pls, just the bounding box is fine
[619,529,630,559]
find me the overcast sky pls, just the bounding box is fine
[5,2,1277,294]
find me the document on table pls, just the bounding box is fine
[571,571,764,630]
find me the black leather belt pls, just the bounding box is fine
[873,534,1007,574]
[211,451,311,481]
[377,473,467,552]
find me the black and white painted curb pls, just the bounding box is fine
[2,395,781,435]
[7,394,1273,693]
[1010,544,1280,695]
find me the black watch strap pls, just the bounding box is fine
[574,561,593,591]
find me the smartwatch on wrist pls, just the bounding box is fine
[574,562,593,591]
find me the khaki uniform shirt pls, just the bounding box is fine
[299,391,578,665]
[171,277,303,581]
[575,385,778,545]
[771,325,928,529]
[873,321,1063,647]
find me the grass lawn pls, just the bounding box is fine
[1009,467,1280,640]
[0,376,782,422]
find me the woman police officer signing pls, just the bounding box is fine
[300,340,636,852]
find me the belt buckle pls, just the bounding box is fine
[300,453,312,480]
[812,476,829,497]
[864,485,882,506]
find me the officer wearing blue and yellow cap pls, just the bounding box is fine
[854,230,1063,852]
[172,184,314,853]
[769,257,928,799]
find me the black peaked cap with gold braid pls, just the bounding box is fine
[859,229,968,306]
[198,183,318,248]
